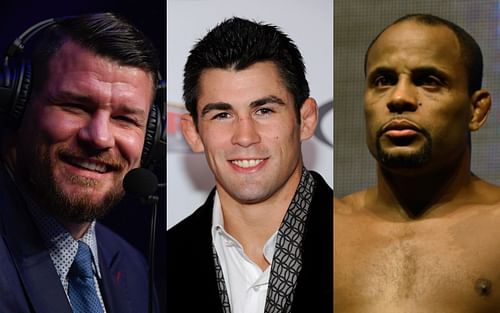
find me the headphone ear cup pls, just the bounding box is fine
[0,59,31,127]
[0,62,14,115]
[10,60,32,127]
[141,103,161,168]
[0,17,60,127]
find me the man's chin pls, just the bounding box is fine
[376,138,432,169]
[25,147,127,224]
[38,181,125,224]
[377,150,430,169]
[57,174,119,199]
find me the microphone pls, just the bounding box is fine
[123,167,159,313]
[123,167,159,201]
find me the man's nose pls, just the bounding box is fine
[387,79,419,113]
[231,117,261,147]
[78,112,115,150]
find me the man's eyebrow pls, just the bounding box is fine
[412,66,449,79]
[249,95,286,108]
[49,91,96,105]
[200,96,286,117]
[367,66,449,80]
[118,105,147,117]
[50,91,147,117]
[200,102,232,117]
[366,66,394,80]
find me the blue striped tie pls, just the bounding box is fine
[68,241,104,313]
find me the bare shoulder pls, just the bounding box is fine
[334,188,374,216]
[471,177,500,205]
[333,196,350,214]
[455,177,500,218]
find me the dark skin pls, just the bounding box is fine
[334,20,500,313]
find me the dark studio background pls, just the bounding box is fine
[0,0,166,311]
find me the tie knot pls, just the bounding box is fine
[70,241,94,279]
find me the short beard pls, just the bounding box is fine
[29,147,125,224]
[375,129,432,169]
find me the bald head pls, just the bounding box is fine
[364,14,483,95]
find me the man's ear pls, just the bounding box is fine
[180,113,204,153]
[299,97,319,141]
[469,89,492,131]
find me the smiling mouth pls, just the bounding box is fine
[62,156,114,174]
[231,159,264,168]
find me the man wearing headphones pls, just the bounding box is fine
[167,17,333,313]
[0,13,160,312]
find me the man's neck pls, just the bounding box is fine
[219,194,290,270]
[375,155,473,218]
[217,168,303,268]
[61,221,92,240]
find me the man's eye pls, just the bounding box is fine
[113,115,142,126]
[373,75,395,87]
[60,103,86,112]
[114,115,133,123]
[256,108,274,115]
[212,112,231,120]
[419,76,443,87]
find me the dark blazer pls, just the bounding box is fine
[166,171,333,313]
[0,167,156,313]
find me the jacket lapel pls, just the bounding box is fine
[16,249,73,313]
[0,168,72,313]
[167,189,225,313]
[97,232,131,313]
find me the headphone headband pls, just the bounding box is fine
[5,18,65,59]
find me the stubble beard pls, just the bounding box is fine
[29,147,125,224]
[375,130,432,169]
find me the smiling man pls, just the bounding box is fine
[335,14,500,312]
[0,13,160,312]
[166,17,333,313]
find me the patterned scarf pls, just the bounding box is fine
[212,168,316,313]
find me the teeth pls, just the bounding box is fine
[232,159,263,168]
[74,160,107,173]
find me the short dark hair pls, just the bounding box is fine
[183,17,309,125]
[31,12,159,97]
[364,13,483,95]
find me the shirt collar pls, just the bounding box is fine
[211,191,277,264]
[211,191,224,238]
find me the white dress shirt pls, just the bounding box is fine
[212,192,277,313]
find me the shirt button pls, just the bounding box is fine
[253,286,260,291]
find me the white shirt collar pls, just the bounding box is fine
[211,190,277,264]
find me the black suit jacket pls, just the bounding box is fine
[0,167,157,313]
[166,171,333,313]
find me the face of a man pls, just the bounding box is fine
[15,40,153,223]
[184,61,316,205]
[364,21,472,171]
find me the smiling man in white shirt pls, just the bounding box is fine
[166,17,333,313]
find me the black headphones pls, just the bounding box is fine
[0,17,166,169]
